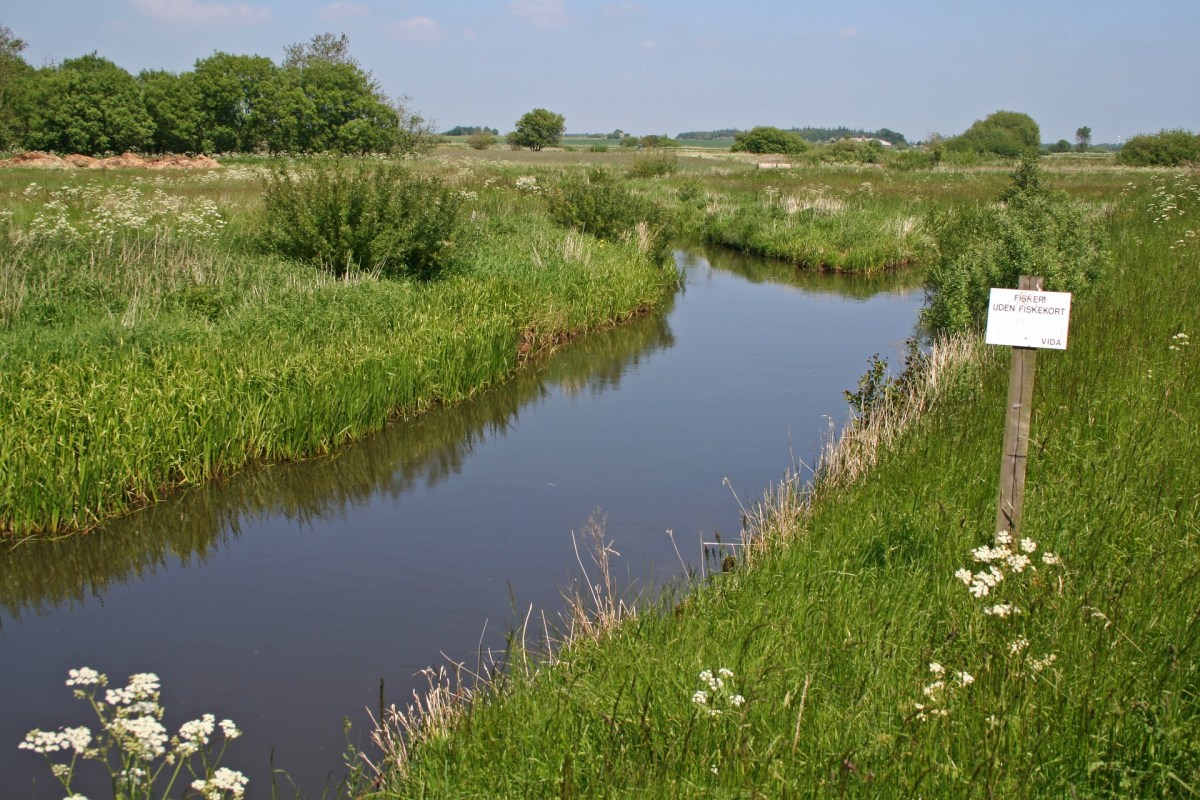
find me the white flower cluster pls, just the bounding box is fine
[515,175,540,193]
[19,726,92,755]
[105,671,160,707]
[954,531,1060,599]
[66,667,105,688]
[690,667,745,718]
[1170,332,1190,351]
[914,662,974,722]
[192,766,249,799]
[18,666,247,800]
[109,714,168,761]
[19,181,227,246]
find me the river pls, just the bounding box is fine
[1,248,924,798]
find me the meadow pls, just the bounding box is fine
[355,161,1199,797]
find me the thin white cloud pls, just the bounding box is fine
[132,0,272,25]
[320,2,369,22]
[508,0,572,28]
[392,16,446,41]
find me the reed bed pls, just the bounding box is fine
[366,170,1199,797]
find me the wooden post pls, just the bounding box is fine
[995,275,1043,535]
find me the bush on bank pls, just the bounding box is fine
[922,158,1109,335]
[259,160,463,280]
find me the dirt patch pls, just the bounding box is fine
[0,151,222,170]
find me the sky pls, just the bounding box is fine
[5,0,1198,144]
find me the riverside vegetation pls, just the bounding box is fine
[6,150,1197,797]
[0,157,680,535]
[1,150,1111,536]
[351,160,1198,797]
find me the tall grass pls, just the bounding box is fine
[0,162,680,535]
[367,171,1200,797]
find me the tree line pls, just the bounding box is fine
[0,29,433,156]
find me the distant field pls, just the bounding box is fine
[440,134,733,151]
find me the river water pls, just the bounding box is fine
[1,248,923,798]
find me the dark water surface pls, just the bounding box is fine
[1,249,923,797]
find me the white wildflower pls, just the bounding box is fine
[191,767,248,799]
[1006,553,1033,573]
[218,719,242,740]
[178,714,215,754]
[969,579,991,598]
[718,668,734,680]
[1042,552,1062,566]
[1019,538,1037,554]
[954,568,974,586]
[928,662,945,676]
[1009,636,1030,655]
[955,671,975,687]
[66,668,105,687]
[730,695,745,707]
[692,690,708,705]
[972,545,1006,563]
[984,603,1020,618]
[61,726,92,754]
[109,715,167,760]
[20,729,64,754]
[1031,653,1057,673]
[995,531,1013,546]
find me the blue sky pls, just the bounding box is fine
[6,0,1198,143]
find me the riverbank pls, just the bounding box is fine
[367,173,1199,796]
[0,161,679,535]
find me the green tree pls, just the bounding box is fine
[1050,139,1072,153]
[0,25,32,150]
[946,110,1041,158]
[192,52,278,152]
[730,126,809,155]
[278,33,400,154]
[508,107,564,151]
[1116,129,1200,166]
[1075,125,1092,152]
[139,70,203,153]
[24,54,153,154]
[283,32,356,70]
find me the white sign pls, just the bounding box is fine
[984,288,1072,350]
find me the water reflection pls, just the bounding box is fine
[696,244,926,298]
[1,304,676,620]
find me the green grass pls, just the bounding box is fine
[0,157,1174,540]
[368,172,1200,797]
[0,162,679,535]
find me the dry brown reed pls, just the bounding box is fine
[740,332,982,564]
[365,509,636,780]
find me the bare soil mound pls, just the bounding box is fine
[0,151,222,170]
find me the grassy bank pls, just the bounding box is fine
[0,162,679,535]
[367,172,1199,796]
